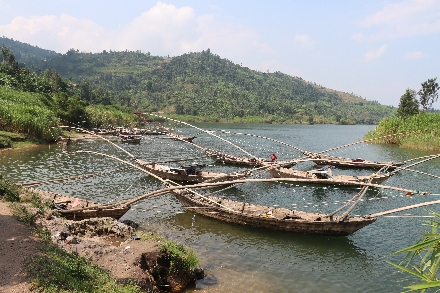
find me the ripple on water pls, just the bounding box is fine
[1,124,439,293]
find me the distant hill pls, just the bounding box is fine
[0,36,59,67]
[2,38,396,124]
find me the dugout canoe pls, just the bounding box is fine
[269,165,392,186]
[205,149,296,168]
[29,188,130,221]
[304,153,404,169]
[172,189,376,236]
[134,159,251,183]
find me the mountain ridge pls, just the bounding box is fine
[1,37,395,124]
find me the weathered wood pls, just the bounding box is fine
[28,188,130,220]
[134,159,251,184]
[269,166,393,186]
[172,189,376,236]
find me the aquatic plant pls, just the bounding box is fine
[364,112,440,151]
[389,211,440,292]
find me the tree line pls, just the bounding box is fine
[25,44,395,124]
[0,45,137,146]
[396,77,439,118]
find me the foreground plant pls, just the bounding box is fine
[27,232,143,293]
[388,211,440,292]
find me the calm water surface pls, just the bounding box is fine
[1,124,439,293]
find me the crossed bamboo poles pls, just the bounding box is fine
[28,118,433,219]
[25,115,438,221]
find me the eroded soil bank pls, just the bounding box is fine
[0,197,205,293]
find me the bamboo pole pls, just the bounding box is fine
[390,153,440,175]
[145,113,261,162]
[370,199,440,217]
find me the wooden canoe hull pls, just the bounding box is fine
[135,160,250,183]
[57,206,130,221]
[307,155,404,169]
[269,168,391,186]
[26,188,131,221]
[206,151,296,168]
[173,191,376,236]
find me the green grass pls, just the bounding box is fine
[26,238,143,293]
[158,240,200,273]
[0,87,62,141]
[364,112,440,151]
[28,227,143,293]
[139,230,201,273]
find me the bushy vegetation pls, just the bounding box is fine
[0,87,62,140]
[85,104,137,128]
[364,112,440,151]
[140,231,201,273]
[0,176,20,202]
[0,44,139,145]
[159,240,200,273]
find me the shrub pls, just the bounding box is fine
[0,176,20,202]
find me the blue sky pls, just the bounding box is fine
[1,0,439,108]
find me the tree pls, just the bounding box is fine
[397,89,419,119]
[418,77,439,111]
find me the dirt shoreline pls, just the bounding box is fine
[0,194,204,293]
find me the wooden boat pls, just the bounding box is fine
[304,153,404,169]
[269,165,392,186]
[120,135,142,144]
[205,149,296,168]
[28,188,130,221]
[134,159,251,183]
[172,189,376,236]
[169,133,196,143]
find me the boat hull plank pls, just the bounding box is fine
[174,191,375,236]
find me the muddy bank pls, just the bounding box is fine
[39,213,204,292]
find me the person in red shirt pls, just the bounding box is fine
[270,153,277,162]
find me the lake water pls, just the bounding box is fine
[1,123,439,293]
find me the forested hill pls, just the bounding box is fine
[0,37,58,67]
[2,37,395,124]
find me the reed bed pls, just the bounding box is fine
[0,87,61,140]
[365,113,440,151]
[85,104,137,128]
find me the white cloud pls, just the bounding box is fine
[294,34,313,48]
[363,44,388,61]
[0,14,111,52]
[404,51,426,59]
[356,0,440,40]
[0,1,272,60]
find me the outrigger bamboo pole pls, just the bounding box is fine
[390,153,440,175]
[145,113,261,162]
[370,199,440,217]
[75,150,237,212]
[204,128,430,159]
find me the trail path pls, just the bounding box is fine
[0,201,40,293]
